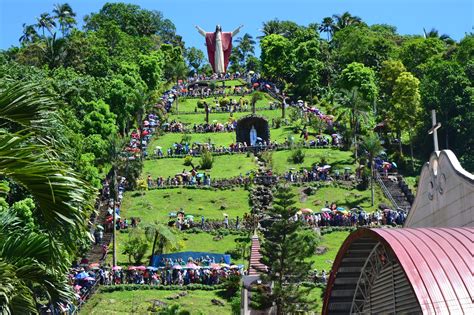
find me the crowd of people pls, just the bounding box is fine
[161,121,237,133]
[296,205,407,227]
[99,264,243,286]
[283,166,352,183]
[155,138,341,159]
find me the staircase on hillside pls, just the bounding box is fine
[376,173,414,213]
[84,199,113,264]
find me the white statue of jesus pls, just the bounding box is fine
[250,125,257,146]
[196,25,243,74]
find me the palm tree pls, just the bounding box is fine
[334,88,370,161]
[258,19,283,38]
[332,11,363,33]
[53,3,76,36]
[235,33,256,63]
[319,17,334,40]
[251,91,265,114]
[0,82,95,312]
[106,135,128,268]
[0,212,73,314]
[423,27,454,44]
[360,133,384,206]
[144,223,182,265]
[39,32,67,68]
[166,61,188,113]
[19,23,38,44]
[36,12,56,37]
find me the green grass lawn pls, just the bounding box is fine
[142,154,257,179]
[292,183,388,213]
[80,289,232,314]
[310,231,350,272]
[169,109,282,125]
[307,286,324,314]
[121,187,251,223]
[173,92,275,113]
[271,148,354,174]
[181,232,247,265]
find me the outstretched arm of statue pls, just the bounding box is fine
[232,25,244,37]
[195,25,206,37]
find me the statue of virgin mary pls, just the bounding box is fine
[250,125,257,146]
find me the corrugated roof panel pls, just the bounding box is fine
[323,228,473,315]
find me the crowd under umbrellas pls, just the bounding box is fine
[70,259,244,289]
[295,205,406,227]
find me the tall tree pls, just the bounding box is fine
[36,13,56,37]
[360,133,384,206]
[319,17,334,40]
[53,3,76,37]
[259,19,300,39]
[19,24,38,44]
[399,37,446,75]
[334,87,371,160]
[338,62,378,104]
[379,60,407,115]
[391,71,422,170]
[185,47,205,75]
[0,82,94,313]
[332,11,364,33]
[254,186,318,314]
[145,223,182,265]
[235,33,256,66]
[260,34,293,84]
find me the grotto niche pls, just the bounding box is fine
[235,114,270,146]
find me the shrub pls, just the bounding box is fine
[289,148,305,164]
[219,98,230,106]
[197,100,205,109]
[181,134,192,144]
[183,156,193,167]
[221,274,241,299]
[122,228,149,264]
[273,117,282,129]
[200,149,214,169]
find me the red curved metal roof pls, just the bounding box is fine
[323,228,473,314]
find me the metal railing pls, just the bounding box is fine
[374,172,400,211]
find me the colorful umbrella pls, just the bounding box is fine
[172,264,182,270]
[321,208,331,212]
[210,263,221,269]
[112,266,122,271]
[186,263,198,269]
[128,266,136,271]
[135,266,146,271]
[300,208,313,214]
[75,272,89,280]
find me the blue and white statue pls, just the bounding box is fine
[250,125,257,146]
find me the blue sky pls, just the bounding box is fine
[1,0,473,54]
